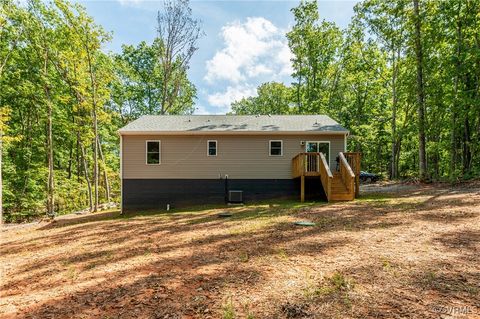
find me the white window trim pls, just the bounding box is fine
[145,140,161,165]
[269,140,283,157]
[207,140,217,157]
[306,141,331,166]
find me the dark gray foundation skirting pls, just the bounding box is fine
[122,178,326,212]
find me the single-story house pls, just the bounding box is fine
[118,115,359,212]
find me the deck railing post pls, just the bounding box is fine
[300,175,305,202]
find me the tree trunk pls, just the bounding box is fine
[97,138,111,203]
[395,139,402,178]
[450,112,457,181]
[390,46,399,180]
[463,115,471,173]
[85,42,99,212]
[67,140,73,179]
[450,2,463,182]
[412,0,428,181]
[93,109,98,212]
[160,59,170,114]
[42,50,55,218]
[0,129,3,224]
[46,96,54,217]
[80,140,93,212]
[77,133,81,182]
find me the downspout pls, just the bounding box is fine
[119,133,123,214]
[344,132,348,152]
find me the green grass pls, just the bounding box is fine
[381,258,393,271]
[185,200,320,226]
[41,199,327,232]
[66,266,78,280]
[222,297,236,319]
[277,248,289,260]
[355,193,393,203]
[303,271,355,301]
[238,251,249,263]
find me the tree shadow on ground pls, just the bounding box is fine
[7,222,354,318]
[38,210,122,230]
[1,200,388,317]
[2,186,479,318]
[266,256,479,319]
[3,193,455,293]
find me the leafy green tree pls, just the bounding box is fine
[231,82,293,115]
[157,0,202,114]
[287,1,343,114]
[112,38,196,123]
[0,0,25,219]
[232,0,480,182]
[355,0,408,179]
[2,0,480,223]
[334,21,390,173]
[1,0,204,222]
[1,0,118,221]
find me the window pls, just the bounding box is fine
[146,140,160,164]
[269,140,283,156]
[207,140,217,156]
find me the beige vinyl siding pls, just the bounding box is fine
[122,134,345,179]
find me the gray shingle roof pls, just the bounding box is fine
[118,115,348,134]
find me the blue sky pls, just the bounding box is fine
[77,0,358,114]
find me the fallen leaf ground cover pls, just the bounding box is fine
[1,182,479,318]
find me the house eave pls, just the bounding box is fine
[118,130,349,136]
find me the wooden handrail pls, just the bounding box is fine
[343,152,361,197]
[292,153,304,177]
[319,153,333,178]
[339,152,355,194]
[319,152,333,201]
[339,152,355,177]
[292,152,333,202]
[292,152,324,177]
[292,151,359,202]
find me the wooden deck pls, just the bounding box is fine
[292,152,360,202]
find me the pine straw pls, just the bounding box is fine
[1,183,479,319]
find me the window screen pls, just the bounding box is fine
[270,140,283,156]
[208,140,217,156]
[146,141,160,164]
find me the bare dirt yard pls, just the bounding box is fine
[1,182,479,318]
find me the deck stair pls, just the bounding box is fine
[330,172,354,201]
[292,152,360,202]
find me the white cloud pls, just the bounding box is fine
[204,17,292,84]
[207,85,257,113]
[204,17,293,114]
[117,0,140,5]
[277,44,294,76]
[247,64,273,77]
